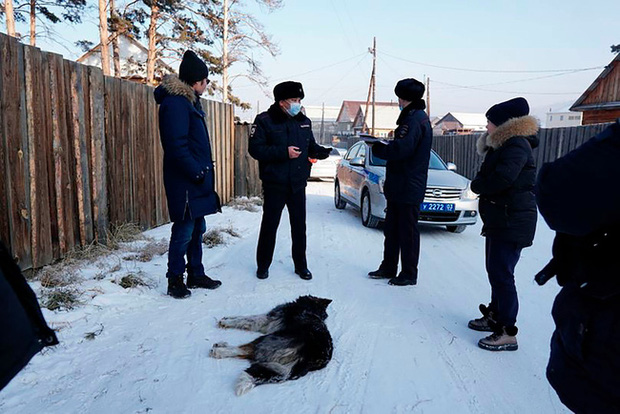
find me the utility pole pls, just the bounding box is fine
[362,37,377,135]
[5,0,16,37]
[320,102,325,144]
[426,77,431,117]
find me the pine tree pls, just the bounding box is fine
[200,0,282,108]
[3,0,85,46]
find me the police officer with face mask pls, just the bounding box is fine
[249,81,332,280]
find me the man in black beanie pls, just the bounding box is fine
[249,81,332,280]
[467,96,539,350]
[368,78,432,286]
[153,50,222,298]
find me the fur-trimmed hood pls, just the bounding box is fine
[154,75,198,105]
[477,115,539,156]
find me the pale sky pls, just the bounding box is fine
[8,0,620,122]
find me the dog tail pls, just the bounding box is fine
[235,362,291,396]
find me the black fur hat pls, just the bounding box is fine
[273,81,305,102]
[486,97,530,127]
[394,78,425,102]
[179,50,209,85]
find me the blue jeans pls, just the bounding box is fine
[486,237,523,327]
[167,216,206,278]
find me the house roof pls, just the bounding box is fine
[436,112,487,131]
[353,105,402,130]
[336,100,398,123]
[570,53,620,111]
[77,33,174,79]
[303,105,341,122]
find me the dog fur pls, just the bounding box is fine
[210,295,333,395]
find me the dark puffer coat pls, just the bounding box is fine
[249,103,329,192]
[154,75,220,222]
[536,119,620,413]
[372,103,432,205]
[1,241,58,391]
[472,115,539,247]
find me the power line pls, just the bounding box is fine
[379,51,604,74]
[431,79,581,95]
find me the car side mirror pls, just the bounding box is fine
[350,157,365,167]
[447,162,457,172]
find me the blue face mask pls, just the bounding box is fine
[287,102,302,117]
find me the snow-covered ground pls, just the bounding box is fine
[0,181,569,413]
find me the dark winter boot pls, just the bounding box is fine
[294,268,313,280]
[388,272,417,286]
[368,267,396,279]
[256,268,269,279]
[478,326,518,351]
[187,274,222,289]
[468,304,496,332]
[167,274,191,299]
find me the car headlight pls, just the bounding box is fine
[379,178,385,194]
[462,182,478,200]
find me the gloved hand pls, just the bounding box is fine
[315,146,332,160]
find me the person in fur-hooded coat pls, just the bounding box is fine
[153,50,222,299]
[467,97,539,352]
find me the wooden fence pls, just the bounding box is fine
[0,33,234,270]
[233,123,261,198]
[433,123,612,180]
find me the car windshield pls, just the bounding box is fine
[369,148,448,170]
[429,151,447,170]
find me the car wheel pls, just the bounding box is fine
[446,225,467,233]
[334,180,346,209]
[361,189,380,228]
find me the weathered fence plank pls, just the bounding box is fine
[2,36,33,269]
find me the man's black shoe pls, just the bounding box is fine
[187,275,222,289]
[368,268,396,279]
[167,274,192,298]
[295,268,312,280]
[256,269,269,279]
[388,275,417,286]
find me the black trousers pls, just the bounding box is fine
[485,237,522,328]
[256,186,307,271]
[381,200,420,280]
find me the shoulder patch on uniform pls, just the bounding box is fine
[398,125,409,138]
[250,124,257,138]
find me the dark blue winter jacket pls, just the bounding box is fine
[249,103,330,192]
[472,115,539,247]
[536,119,620,413]
[372,102,432,205]
[154,76,220,222]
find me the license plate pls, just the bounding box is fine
[420,202,455,212]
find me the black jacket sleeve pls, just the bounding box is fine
[372,121,421,161]
[536,121,620,236]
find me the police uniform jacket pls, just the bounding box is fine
[372,103,432,205]
[249,103,329,192]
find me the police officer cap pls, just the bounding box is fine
[179,50,209,85]
[486,97,530,127]
[273,81,305,102]
[394,78,425,101]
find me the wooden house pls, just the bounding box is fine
[570,53,620,124]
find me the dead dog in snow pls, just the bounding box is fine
[210,295,333,395]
